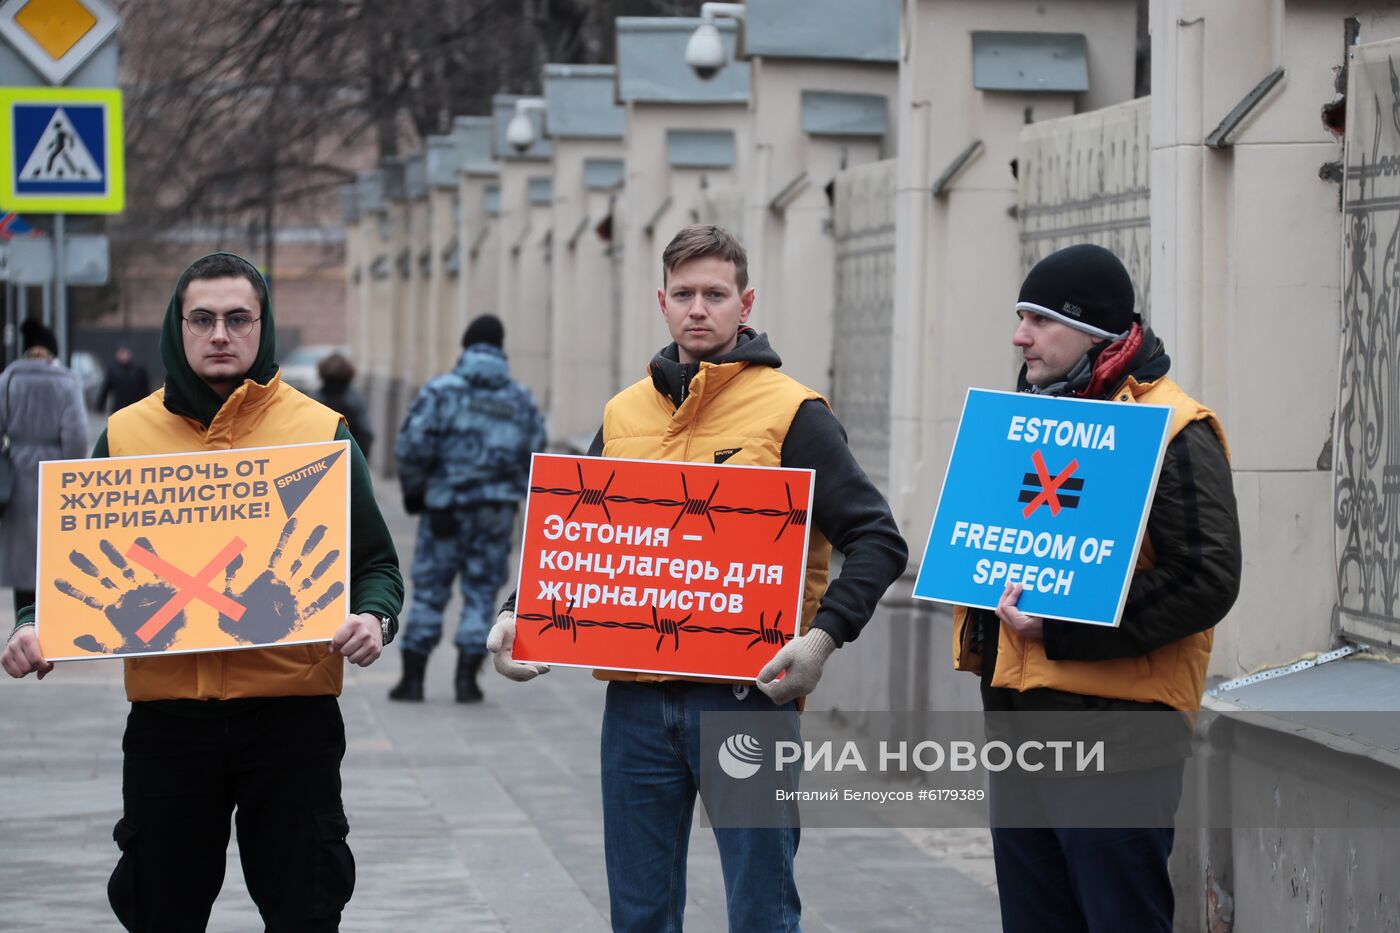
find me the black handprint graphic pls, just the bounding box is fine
[54,537,187,653]
[218,518,345,644]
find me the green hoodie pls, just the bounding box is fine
[16,253,403,639]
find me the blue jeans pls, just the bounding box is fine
[601,681,802,933]
[400,502,516,656]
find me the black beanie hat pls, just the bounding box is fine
[20,318,58,357]
[1016,244,1138,339]
[462,313,504,349]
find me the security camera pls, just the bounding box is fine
[506,111,535,153]
[506,98,546,154]
[685,21,726,80]
[686,3,744,81]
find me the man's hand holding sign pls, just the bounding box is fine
[2,625,51,679]
[330,612,385,666]
[995,582,1044,641]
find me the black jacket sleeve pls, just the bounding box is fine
[1042,420,1241,662]
[782,400,908,647]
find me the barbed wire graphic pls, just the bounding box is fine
[519,600,794,654]
[532,462,809,541]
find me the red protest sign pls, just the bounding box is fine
[512,454,815,679]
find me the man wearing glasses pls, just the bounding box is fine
[2,252,404,932]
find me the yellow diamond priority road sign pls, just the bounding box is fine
[0,0,120,85]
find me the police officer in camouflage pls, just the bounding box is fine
[391,314,546,702]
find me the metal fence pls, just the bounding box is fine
[1337,41,1400,644]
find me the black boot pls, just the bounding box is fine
[388,650,428,702]
[455,650,485,703]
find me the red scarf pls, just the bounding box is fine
[1080,323,1143,399]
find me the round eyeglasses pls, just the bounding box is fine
[182,312,260,338]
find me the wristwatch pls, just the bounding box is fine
[377,615,392,645]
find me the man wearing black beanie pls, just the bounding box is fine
[391,313,545,702]
[953,244,1242,932]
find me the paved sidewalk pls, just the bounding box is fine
[0,480,1001,932]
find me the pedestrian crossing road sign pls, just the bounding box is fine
[0,86,123,213]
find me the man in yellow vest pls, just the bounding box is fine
[2,253,404,932]
[955,244,1241,933]
[488,224,908,931]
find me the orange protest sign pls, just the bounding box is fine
[36,440,350,661]
[512,454,815,679]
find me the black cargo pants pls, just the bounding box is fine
[108,695,354,932]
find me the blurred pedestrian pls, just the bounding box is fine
[0,319,88,613]
[97,345,150,413]
[391,314,545,703]
[312,351,375,459]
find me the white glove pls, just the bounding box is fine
[487,611,551,683]
[755,628,837,705]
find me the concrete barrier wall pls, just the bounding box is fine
[741,58,896,397]
[887,0,1137,571]
[619,104,749,382]
[496,164,553,403]
[692,185,744,236]
[550,140,625,447]
[819,157,985,716]
[458,173,502,346]
[366,195,401,476]
[425,187,458,382]
[830,158,897,490]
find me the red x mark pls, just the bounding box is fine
[127,538,248,644]
[1022,449,1079,519]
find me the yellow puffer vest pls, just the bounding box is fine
[107,375,345,702]
[598,360,831,684]
[952,376,1229,713]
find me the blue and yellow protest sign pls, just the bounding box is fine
[913,389,1172,626]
